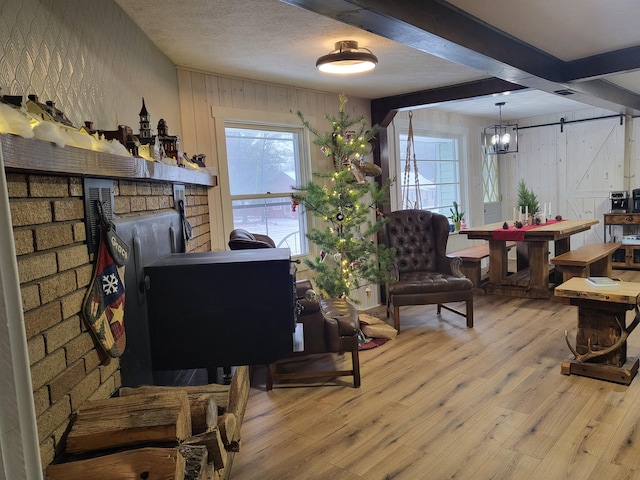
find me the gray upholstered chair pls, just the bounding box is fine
[382,209,474,332]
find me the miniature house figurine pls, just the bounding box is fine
[138,98,153,145]
[156,118,179,161]
[26,94,75,127]
[100,125,140,156]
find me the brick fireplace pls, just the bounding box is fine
[2,134,216,469]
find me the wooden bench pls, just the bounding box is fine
[550,242,621,282]
[449,241,516,290]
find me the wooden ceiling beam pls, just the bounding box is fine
[371,78,527,127]
[281,0,640,115]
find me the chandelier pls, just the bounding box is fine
[483,102,518,154]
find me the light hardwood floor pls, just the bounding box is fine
[231,270,640,480]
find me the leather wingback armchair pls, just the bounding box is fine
[228,230,361,389]
[228,228,276,249]
[383,209,474,332]
[266,279,360,390]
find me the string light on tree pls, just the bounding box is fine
[293,94,394,301]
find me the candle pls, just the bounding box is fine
[513,207,516,223]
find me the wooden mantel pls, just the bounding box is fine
[1,134,217,187]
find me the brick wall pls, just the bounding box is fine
[8,172,210,468]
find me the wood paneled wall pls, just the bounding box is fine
[511,109,637,247]
[176,68,372,251]
[177,67,640,255]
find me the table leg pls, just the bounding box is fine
[561,299,639,384]
[552,237,572,284]
[516,242,529,270]
[528,241,550,292]
[554,237,571,256]
[488,239,508,283]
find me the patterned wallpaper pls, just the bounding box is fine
[0,0,181,137]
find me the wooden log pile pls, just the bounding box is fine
[45,366,250,480]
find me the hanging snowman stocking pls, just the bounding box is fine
[82,201,131,358]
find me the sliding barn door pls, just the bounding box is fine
[559,116,625,246]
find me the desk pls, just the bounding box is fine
[555,277,640,384]
[460,219,598,298]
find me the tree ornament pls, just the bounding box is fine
[339,93,348,113]
[304,289,318,302]
[293,94,394,301]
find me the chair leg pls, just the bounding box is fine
[351,349,361,388]
[466,299,474,328]
[394,305,400,333]
[266,362,276,391]
[437,304,442,314]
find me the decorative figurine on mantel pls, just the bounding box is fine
[138,97,153,146]
[26,94,75,128]
[135,98,181,165]
[100,125,140,156]
[156,118,179,162]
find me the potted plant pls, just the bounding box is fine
[516,180,539,222]
[449,201,465,231]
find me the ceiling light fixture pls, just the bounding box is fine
[483,102,518,155]
[316,40,378,75]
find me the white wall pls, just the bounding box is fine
[0,0,180,135]
[176,68,373,251]
[504,108,636,247]
[388,107,638,251]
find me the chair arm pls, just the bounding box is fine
[437,254,465,277]
[319,299,359,351]
[295,279,314,298]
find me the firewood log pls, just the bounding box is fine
[66,391,191,454]
[182,427,227,471]
[45,447,185,480]
[120,386,218,434]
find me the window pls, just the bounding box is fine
[224,124,308,256]
[397,130,461,217]
[482,152,500,203]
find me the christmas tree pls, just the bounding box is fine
[294,94,394,302]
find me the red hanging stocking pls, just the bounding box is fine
[82,202,130,357]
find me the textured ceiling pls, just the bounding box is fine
[115,0,640,119]
[114,0,487,99]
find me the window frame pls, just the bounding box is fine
[482,150,500,204]
[390,117,469,219]
[213,108,312,258]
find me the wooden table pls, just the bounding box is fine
[555,277,640,384]
[459,219,598,298]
